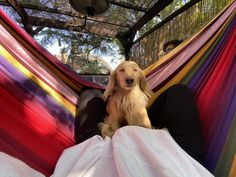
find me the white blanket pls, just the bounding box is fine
[52,126,214,177]
[0,152,44,177]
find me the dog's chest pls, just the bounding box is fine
[106,96,124,119]
[114,91,147,110]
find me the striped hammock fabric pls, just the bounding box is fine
[0,1,235,176]
[143,1,236,176]
[0,6,103,176]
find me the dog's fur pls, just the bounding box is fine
[99,61,152,137]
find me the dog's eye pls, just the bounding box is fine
[119,69,124,72]
[133,68,138,72]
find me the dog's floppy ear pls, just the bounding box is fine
[139,71,152,98]
[104,70,116,100]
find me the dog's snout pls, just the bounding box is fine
[126,78,134,85]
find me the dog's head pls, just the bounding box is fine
[104,61,151,99]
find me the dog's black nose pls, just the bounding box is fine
[126,78,134,85]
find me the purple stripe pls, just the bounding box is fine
[186,16,236,171]
[0,56,74,129]
[205,61,236,171]
[188,16,235,93]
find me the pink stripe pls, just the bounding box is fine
[0,25,78,105]
[146,1,236,90]
[0,8,104,90]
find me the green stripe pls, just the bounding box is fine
[214,114,236,177]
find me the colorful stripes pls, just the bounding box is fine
[0,7,86,176]
[144,1,236,176]
[0,11,103,92]
[0,5,106,174]
[0,1,235,177]
[0,68,74,176]
[0,45,76,116]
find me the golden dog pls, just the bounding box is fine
[99,61,152,137]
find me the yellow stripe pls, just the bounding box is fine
[0,45,76,117]
[0,18,82,93]
[147,17,227,106]
[228,154,236,177]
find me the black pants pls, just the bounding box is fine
[74,84,204,164]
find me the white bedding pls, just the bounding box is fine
[51,126,214,177]
[0,152,44,177]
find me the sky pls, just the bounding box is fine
[46,42,122,70]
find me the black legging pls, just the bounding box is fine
[74,84,204,164]
[148,84,204,164]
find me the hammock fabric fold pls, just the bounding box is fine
[0,1,235,176]
[143,1,236,176]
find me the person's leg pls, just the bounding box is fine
[74,89,107,144]
[148,84,204,164]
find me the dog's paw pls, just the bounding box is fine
[98,122,115,138]
[142,122,153,129]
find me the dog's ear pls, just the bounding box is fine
[139,71,152,98]
[104,70,116,100]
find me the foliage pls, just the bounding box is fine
[1,0,124,74]
[34,28,123,74]
[2,0,230,72]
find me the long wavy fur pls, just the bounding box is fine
[100,61,152,138]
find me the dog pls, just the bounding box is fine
[99,61,152,138]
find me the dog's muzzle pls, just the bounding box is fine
[125,78,134,86]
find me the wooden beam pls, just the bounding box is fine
[28,16,89,33]
[134,0,202,43]
[117,0,173,58]
[31,26,45,36]
[0,1,131,28]
[129,0,173,35]
[6,0,33,35]
[27,16,116,38]
[108,1,148,13]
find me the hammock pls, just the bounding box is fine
[0,1,235,176]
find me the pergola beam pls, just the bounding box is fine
[129,0,174,35]
[27,16,116,38]
[108,0,148,12]
[134,0,203,43]
[0,1,132,28]
[118,0,174,58]
[6,0,33,34]
[3,0,44,36]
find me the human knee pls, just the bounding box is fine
[165,84,194,99]
[79,89,104,111]
[167,84,190,93]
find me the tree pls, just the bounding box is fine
[34,27,123,74]
[0,0,124,74]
